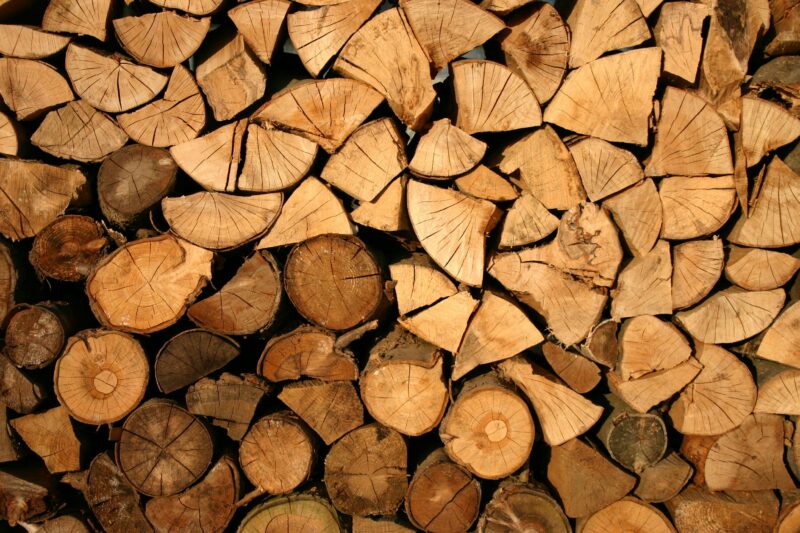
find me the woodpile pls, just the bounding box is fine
[0,0,799,532]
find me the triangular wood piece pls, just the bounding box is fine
[499,192,558,249]
[646,87,734,176]
[10,406,80,474]
[489,253,608,345]
[501,3,569,104]
[31,100,128,162]
[149,0,224,15]
[389,255,457,316]
[400,0,504,71]
[611,240,673,319]
[407,180,498,286]
[608,357,703,413]
[229,0,290,64]
[453,292,543,380]
[671,238,724,310]
[566,0,650,68]
[278,380,364,445]
[335,8,434,130]
[669,343,756,435]
[65,44,168,114]
[163,192,282,251]
[239,124,317,192]
[0,58,73,121]
[289,0,380,77]
[322,118,406,201]
[409,119,486,179]
[256,176,354,248]
[118,65,207,148]
[655,2,708,84]
[570,138,644,202]
[170,120,247,192]
[757,301,800,368]
[452,60,542,134]
[43,0,112,41]
[456,165,518,202]
[0,112,19,156]
[0,25,71,60]
[351,175,411,231]
[755,368,800,415]
[659,176,736,240]
[675,287,785,344]
[603,178,662,257]
[619,315,692,381]
[398,291,478,353]
[252,78,383,153]
[726,246,800,291]
[542,342,601,394]
[742,97,800,167]
[545,48,660,146]
[500,357,602,446]
[496,126,585,210]
[113,12,210,68]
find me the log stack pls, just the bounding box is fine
[0,0,798,532]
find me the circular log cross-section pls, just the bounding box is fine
[478,482,571,533]
[239,495,342,533]
[29,215,109,282]
[117,399,213,497]
[601,410,668,473]
[3,303,68,369]
[54,329,149,425]
[324,423,408,516]
[284,234,383,331]
[239,412,315,495]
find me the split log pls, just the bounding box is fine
[2,302,72,369]
[9,406,80,474]
[580,320,619,368]
[404,449,481,533]
[0,25,70,59]
[757,300,800,368]
[478,481,570,533]
[0,58,73,121]
[155,329,240,394]
[608,357,703,413]
[671,238,725,309]
[741,97,800,167]
[566,0,649,68]
[679,435,717,486]
[659,176,737,240]
[29,216,108,282]
[185,373,270,440]
[54,329,148,425]
[778,500,800,533]
[389,255,457,316]
[149,0,224,15]
[278,380,364,444]
[397,291,478,353]
[170,119,247,192]
[577,498,676,533]
[360,327,448,436]
[0,405,22,463]
[353,516,415,532]
[0,354,46,414]
[498,192,558,248]
[617,315,691,381]
[654,2,707,84]
[238,494,341,532]
[230,0,291,65]
[240,124,317,193]
[86,235,212,334]
[113,12,210,68]
[409,119,486,179]
[33,515,89,533]
[665,485,779,533]
[239,412,315,494]
[603,179,661,257]
[597,398,668,473]
[610,240,672,319]
[0,111,20,156]
[457,166,518,203]
[42,0,112,41]
[145,457,241,533]
[547,438,636,518]
[634,453,693,503]
[116,399,213,497]
[570,138,643,203]
[726,246,800,291]
[258,325,359,382]
[755,364,800,415]
[439,375,534,480]
[541,342,601,394]
[0,466,58,526]
[324,423,407,516]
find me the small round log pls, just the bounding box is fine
[478,481,570,533]
[29,215,108,282]
[576,497,676,533]
[238,494,342,532]
[3,303,72,369]
[598,397,668,473]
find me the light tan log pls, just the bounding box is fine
[659,175,737,240]
[542,342,601,394]
[239,124,317,193]
[665,485,779,533]
[570,138,643,202]
[0,58,73,120]
[611,240,672,319]
[408,119,486,179]
[726,246,800,290]
[389,255,457,316]
[10,406,80,473]
[608,357,703,413]
[671,238,725,310]
[239,495,342,532]
[577,498,676,533]
[499,192,558,248]
[278,380,364,445]
[618,315,691,381]
[398,291,478,353]
[42,0,112,40]
[351,176,411,232]
[170,119,246,192]
[229,0,290,64]
[457,165,518,202]
[0,25,70,59]
[654,2,707,84]
[258,325,359,382]
[603,178,662,257]
[186,373,270,440]
[566,0,649,68]
[113,12,210,68]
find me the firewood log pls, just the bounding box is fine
[32,515,89,532]
[754,360,800,415]
[0,405,22,463]
[2,302,73,369]
[456,166,518,203]
[756,300,800,367]
[634,452,693,503]
[603,179,662,257]
[665,485,779,533]
[617,315,691,381]
[659,176,737,240]
[113,12,210,68]
[170,119,247,192]
[9,406,80,473]
[671,238,725,309]
[398,291,478,353]
[239,124,317,193]
[0,465,59,526]
[185,373,270,440]
[726,246,800,290]
[155,329,240,394]
[608,357,703,414]
[566,0,649,68]
[0,354,46,414]
[577,497,676,533]
[389,255,457,316]
[29,216,108,281]
[278,380,364,444]
[229,0,290,65]
[611,240,673,319]
[258,325,359,382]
[542,342,601,394]
[0,58,73,121]
[238,494,341,532]
[409,119,486,179]
[498,191,557,248]
[149,0,224,15]
[580,319,619,368]
[654,2,707,84]
[42,0,112,41]
[0,25,70,59]
[353,516,413,532]
[478,481,570,533]
[597,396,668,473]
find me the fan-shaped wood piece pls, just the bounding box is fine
[669,343,756,435]
[0,25,70,59]
[570,138,644,202]
[499,192,558,249]
[156,329,240,394]
[229,0,290,64]
[409,119,486,179]
[407,180,498,286]
[659,176,736,240]
[118,65,206,148]
[148,0,224,15]
[578,498,676,533]
[646,87,734,176]
[675,287,785,344]
[42,0,112,41]
[389,255,457,316]
[0,58,73,120]
[289,0,379,77]
[114,12,210,68]
[655,2,708,84]
[334,8,435,130]
[611,240,673,320]
[755,368,800,415]
[400,0,503,71]
[455,165,518,202]
[0,244,14,327]
[322,118,406,201]
[240,125,317,193]
[65,44,168,114]
[729,158,800,248]
[31,100,127,162]
[259,326,359,382]
[398,291,478,353]
[87,235,213,334]
[453,292,543,380]
[501,3,569,104]
[608,357,703,413]
[542,343,601,394]
[742,97,800,167]
[351,176,411,232]
[496,126,585,210]
[256,177,353,248]
[453,60,541,134]
[672,238,725,310]
[619,316,692,381]
[278,380,364,445]
[726,246,800,291]
[170,119,246,192]
[567,0,650,68]
[604,178,662,257]
[253,78,383,153]
[544,48,660,146]
[239,495,341,533]
[757,301,800,368]
[0,111,19,156]
[0,159,85,241]
[163,192,281,251]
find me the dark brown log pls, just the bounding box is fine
[597,396,668,473]
[2,302,72,369]
[478,481,570,533]
[29,215,108,282]
[0,465,58,526]
[155,329,240,394]
[258,325,359,382]
[0,353,46,414]
[185,373,270,440]
[278,380,364,445]
[634,452,693,503]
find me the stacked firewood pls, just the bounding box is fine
[0,0,799,531]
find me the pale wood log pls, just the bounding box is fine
[499,191,558,248]
[659,176,737,240]
[754,364,800,415]
[611,241,672,319]
[3,302,72,369]
[353,516,413,533]
[0,354,46,414]
[229,0,290,64]
[757,300,800,368]
[608,357,703,413]
[634,453,693,503]
[155,329,240,394]
[278,380,364,445]
[577,497,676,533]
[186,373,270,440]
[398,291,478,353]
[0,25,70,59]
[542,342,601,394]
[479,0,532,15]
[389,255,457,316]
[240,124,317,193]
[0,58,73,120]
[170,119,247,192]
[10,406,80,474]
[0,111,20,156]
[765,0,800,55]
[570,138,643,202]
[734,129,750,216]
[665,485,778,533]
[777,499,800,533]
[42,0,112,40]
[408,119,486,179]
[259,325,359,382]
[618,315,691,381]
[603,178,662,257]
[726,246,800,291]
[351,176,411,232]
[655,2,708,84]
[566,0,650,68]
[239,495,341,532]
[671,238,725,310]
[456,165,518,202]
[113,12,210,68]
[29,215,108,281]
[149,0,224,15]
[742,97,800,167]
[478,481,570,533]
